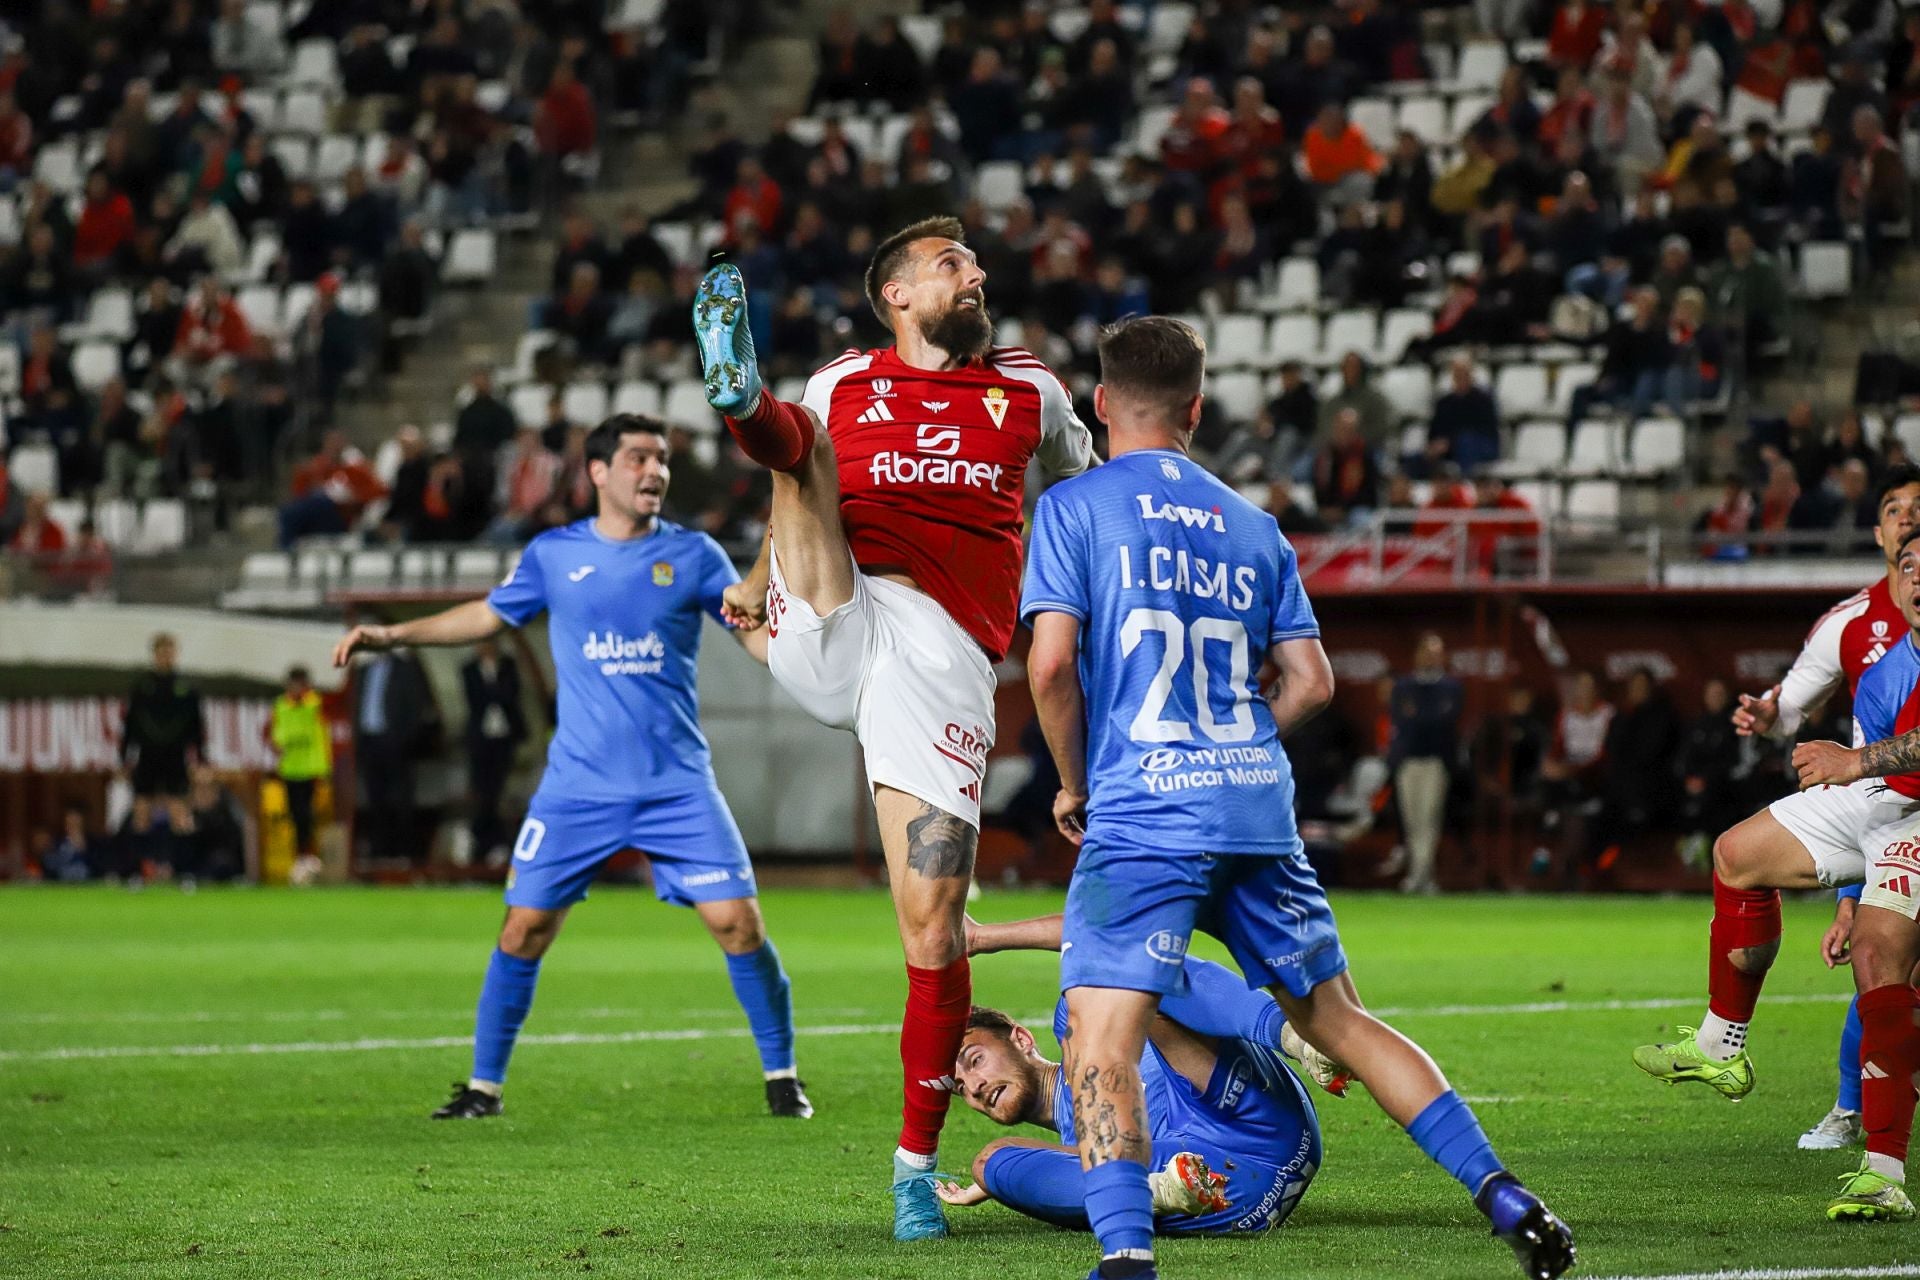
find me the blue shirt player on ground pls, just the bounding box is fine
[1018,317,1574,1280]
[331,414,811,1122]
[935,911,1339,1238]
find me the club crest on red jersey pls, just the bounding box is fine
[982,386,1009,429]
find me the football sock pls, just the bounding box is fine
[723,941,795,1074]
[1408,1090,1507,1203]
[898,957,971,1158]
[1699,874,1780,1060]
[978,1145,1092,1230]
[1838,993,1864,1114]
[471,947,542,1087]
[1858,984,1919,1182]
[894,1147,936,1173]
[724,393,814,473]
[1157,956,1285,1051]
[1083,1160,1155,1259]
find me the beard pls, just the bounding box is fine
[918,291,993,360]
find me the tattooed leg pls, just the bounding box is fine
[1062,986,1160,1170]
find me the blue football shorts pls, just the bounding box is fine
[504,781,755,911]
[1059,841,1348,999]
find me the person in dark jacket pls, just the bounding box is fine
[454,367,517,458]
[350,644,438,864]
[461,636,527,863]
[122,631,206,878]
[1601,667,1679,867]
[1385,632,1464,894]
[1675,677,1741,870]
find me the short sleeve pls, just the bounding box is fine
[801,350,864,424]
[695,534,741,626]
[1020,489,1090,624]
[1035,371,1094,477]
[1268,533,1320,645]
[1854,663,1895,746]
[487,543,548,626]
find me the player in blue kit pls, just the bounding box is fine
[1019,318,1573,1280]
[935,911,1332,1238]
[331,415,811,1122]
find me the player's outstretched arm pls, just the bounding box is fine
[331,599,505,667]
[730,623,770,666]
[964,912,1064,955]
[1792,738,1874,788]
[1731,684,1782,736]
[721,527,773,632]
[1266,636,1335,738]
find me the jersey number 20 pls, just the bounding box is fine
[1120,608,1255,744]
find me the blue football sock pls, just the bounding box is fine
[471,947,542,1087]
[1083,1159,1154,1258]
[1407,1090,1506,1202]
[1838,994,1864,1113]
[724,941,795,1073]
[980,1145,1092,1230]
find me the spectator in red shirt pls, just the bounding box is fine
[7,492,66,560]
[73,169,137,277]
[535,59,597,158]
[723,155,783,244]
[1548,0,1610,71]
[1160,76,1232,177]
[279,429,389,547]
[171,278,254,377]
[1539,66,1596,153]
[1222,75,1285,185]
[0,91,30,179]
[1301,101,1384,205]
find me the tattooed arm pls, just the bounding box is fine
[1794,732,1920,788]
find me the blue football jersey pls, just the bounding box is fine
[1048,995,1316,1161]
[1019,449,1320,855]
[488,519,738,801]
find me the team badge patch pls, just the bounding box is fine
[652,562,674,587]
[982,386,1009,429]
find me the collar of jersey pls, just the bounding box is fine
[581,517,670,548]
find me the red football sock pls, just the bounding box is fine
[724,393,814,473]
[1706,874,1781,1024]
[898,957,971,1158]
[1858,984,1920,1168]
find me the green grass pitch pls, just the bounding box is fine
[1,886,1914,1279]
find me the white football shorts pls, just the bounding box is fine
[1769,778,1920,888]
[765,546,995,828]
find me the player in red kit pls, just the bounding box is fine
[1634,466,1920,1130]
[692,216,1094,1241]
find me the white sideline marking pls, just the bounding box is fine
[1599,1267,1920,1280]
[0,992,1854,1065]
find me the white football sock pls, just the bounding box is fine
[468,1078,503,1098]
[894,1146,936,1172]
[1695,1012,1748,1061]
[1867,1152,1905,1183]
[763,1067,797,1081]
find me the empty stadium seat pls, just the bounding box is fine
[242,552,293,585]
[1396,96,1446,147]
[313,134,360,183]
[444,229,498,284]
[1275,258,1320,311]
[1725,87,1778,132]
[1132,104,1178,156]
[1627,417,1686,476]
[33,140,81,193]
[510,384,551,428]
[7,443,57,494]
[898,14,941,60]
[976,161,1025,211]
[137,500,188,553]
[281,90,327,135]
[663,379,716,431]
[1781,78,1832,134]
[453,548,506,582]
[283,283,318,331]
[82,288,135,341]
[294,546,344,585]
[1492,422,1567,477]
[271,136,313,181]
[1893,414,1920,460]
[1210,314,1266,369]
[994,318,1026,349]
[1454,41,1508,91]
[1320,310,1377,363]
[612,380,663,417]
[71,341,121,394]
[1512,480,1560,517]
[1349,97,1394,148]
[1267,314,1319,363]
[650,221,696,267]
[1380,364,1434,421]
[288,39,339,87]
[1495,364,1552,418]
[236,284,281,336]
[348,550,396,583]
[1447,93,1495,140]
[1565,479,1621,521]
[1379,309,1432,361]
[771,376,808,405]
[563,381,609,425]
[1564,422,1622,476]
[1550,362,1600,418]
[1799,241,1851,298]
[1206,372,1263,423]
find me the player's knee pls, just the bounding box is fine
[499,913,560,958]
[972,1140,1013,1187]
[1711,828,1763,888]
[704,904,766,954]
[901,918,965,968]
[1852,931,1917,989]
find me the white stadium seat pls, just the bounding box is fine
[313,134,360,184]
[1319,309,1377,363]
[563,381,609,426]
[1799,241,1851,298]
[1396,96,1446,147]
[612,380,663,418]
[443,229,497,284]
[1565,479,1621,522]
[1275,257,1320,311]
[1348,97,1394,149]
[1380,364,1434,421]
[1564,422,1622,476]
[1627,417,1686,476]
[1379,309,1432,361]
[1206,372,1264,423]
[288,39,339,87]
[976,161,1025,211]
[1550,362,1600,418]
[7,443,58,494]
[1267,313,1320,364]
[1447,93,1495,140]
[1210,314,1266,369]
[663,379,716,432]
[83,288,135,341]
[1132,104,1178,156]
[1454,41,1508,91]
[271,136,313,181]
[1781,78,1831,134]
[281,90,327,135]
[1492,422,1567,477]
[237,284,281,337]
[510,384,551,428]
[1494,363,1552,418]
[71,341,121,395]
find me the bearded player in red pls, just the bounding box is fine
[693,217,1094,1241]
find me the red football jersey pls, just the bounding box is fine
[801,345,1093,660]
[1772,576,1906,741]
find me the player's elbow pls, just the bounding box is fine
[1027,648,1077,697]
[1291,664,1336,718]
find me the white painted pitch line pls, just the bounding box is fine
[0,992,1855,1065]
[1597,1267,1920,1280]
